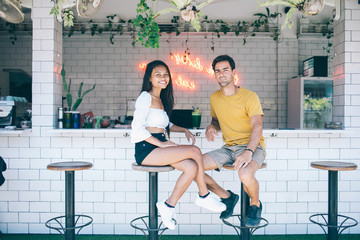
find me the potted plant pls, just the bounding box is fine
[61,67,96,111]
[253,7,282,32]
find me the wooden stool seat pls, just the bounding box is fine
[311,161,357,171]
[223,162,267,170]
[47,161,93,171]
[131,162,174,172]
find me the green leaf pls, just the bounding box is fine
[66,93,72,110]
[72,98,82,111]
[78,82,83,98]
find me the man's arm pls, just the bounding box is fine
[233,114,263,170]
[246,114,263,153]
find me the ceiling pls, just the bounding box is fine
[63,0,334,24]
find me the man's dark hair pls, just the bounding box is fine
[212,55,236,71]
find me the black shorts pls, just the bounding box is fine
[135,133,167,165]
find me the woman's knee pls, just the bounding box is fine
[183,160,198,177]
[188,145,202,158]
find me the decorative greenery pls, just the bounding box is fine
[133,0,160,48]
[258,0,325,30]
[61,66,96,111]
[253,7,282,41]
[55,4,282,48]
[50,0,75,27]
[5,22,17,45]
[322,18,334,56]
[304,95,332,112]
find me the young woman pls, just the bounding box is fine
[131,60,225,230]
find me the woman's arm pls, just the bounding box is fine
[170,124,196,145]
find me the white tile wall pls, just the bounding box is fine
[0,129,359,235]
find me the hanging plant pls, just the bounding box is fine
[133,0,160,48]
[50,0,76,27]
[258,0,325,29]
[154,0,214,31]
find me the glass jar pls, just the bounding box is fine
[101,116,110,128]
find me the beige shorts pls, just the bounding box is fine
[206,144,266,171]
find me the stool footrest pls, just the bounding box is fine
[45,215,93,236]
[222,214,269,236]
[130,215,175,237]
[309,213,358,236]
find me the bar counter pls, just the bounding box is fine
[0,127,359,235]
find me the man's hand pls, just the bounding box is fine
[233,151,253,171]
[205,124,219,142]
[160,141,177,148]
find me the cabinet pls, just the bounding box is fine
[287,76,333,129]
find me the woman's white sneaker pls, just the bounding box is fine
[156,200,176,230]
[194,192,226,212]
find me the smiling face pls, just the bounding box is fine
[214,61,235,88]
[150,65,170,90]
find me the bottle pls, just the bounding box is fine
[58,107,64,129]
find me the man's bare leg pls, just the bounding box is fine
[238,161,260,207]
[202,153,230,199]
[202,153,240,219]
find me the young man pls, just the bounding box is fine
[203,55,266,227]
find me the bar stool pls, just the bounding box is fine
[309,161,358,240]
[45,161,93,240]
[222,163,268,240]
[130,162,175,240]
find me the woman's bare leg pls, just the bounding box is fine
[164,159,198,206]
[142,145,209,198]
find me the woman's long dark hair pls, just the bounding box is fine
[141,60,174,135]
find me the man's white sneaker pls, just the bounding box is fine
[156,200,176,230]
[194,192,226,212]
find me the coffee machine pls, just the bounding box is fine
[0,101,15,127]
[0,100,31,128]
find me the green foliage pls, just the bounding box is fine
[133,0,160,48]
[50,0,75,27]
[322,18,334,56]
[63,9,75,27]
[5,22,17,45]
[304,95,332,112]
[61,66,96,111]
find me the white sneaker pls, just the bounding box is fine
[156,200,176,230]
[194,192,226,213]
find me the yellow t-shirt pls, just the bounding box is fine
[210,87,265,149]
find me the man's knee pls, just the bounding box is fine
[202,154,218,170]
[238,167,257,186]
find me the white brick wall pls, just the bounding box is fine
[1,129,360,235]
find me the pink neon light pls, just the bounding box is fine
[138,54,241,90]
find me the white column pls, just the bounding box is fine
[31,0,63,133]
[333,0,360,128]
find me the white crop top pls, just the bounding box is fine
[131,91,173,143]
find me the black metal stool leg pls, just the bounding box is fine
[65,171,75,240]
[149,172,158,240]
[328,170,338,240]
[241,183,250,240]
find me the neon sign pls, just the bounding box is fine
[138,54,240,90]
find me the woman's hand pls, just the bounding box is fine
[184,129,196,145]
[160,140,177,148]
